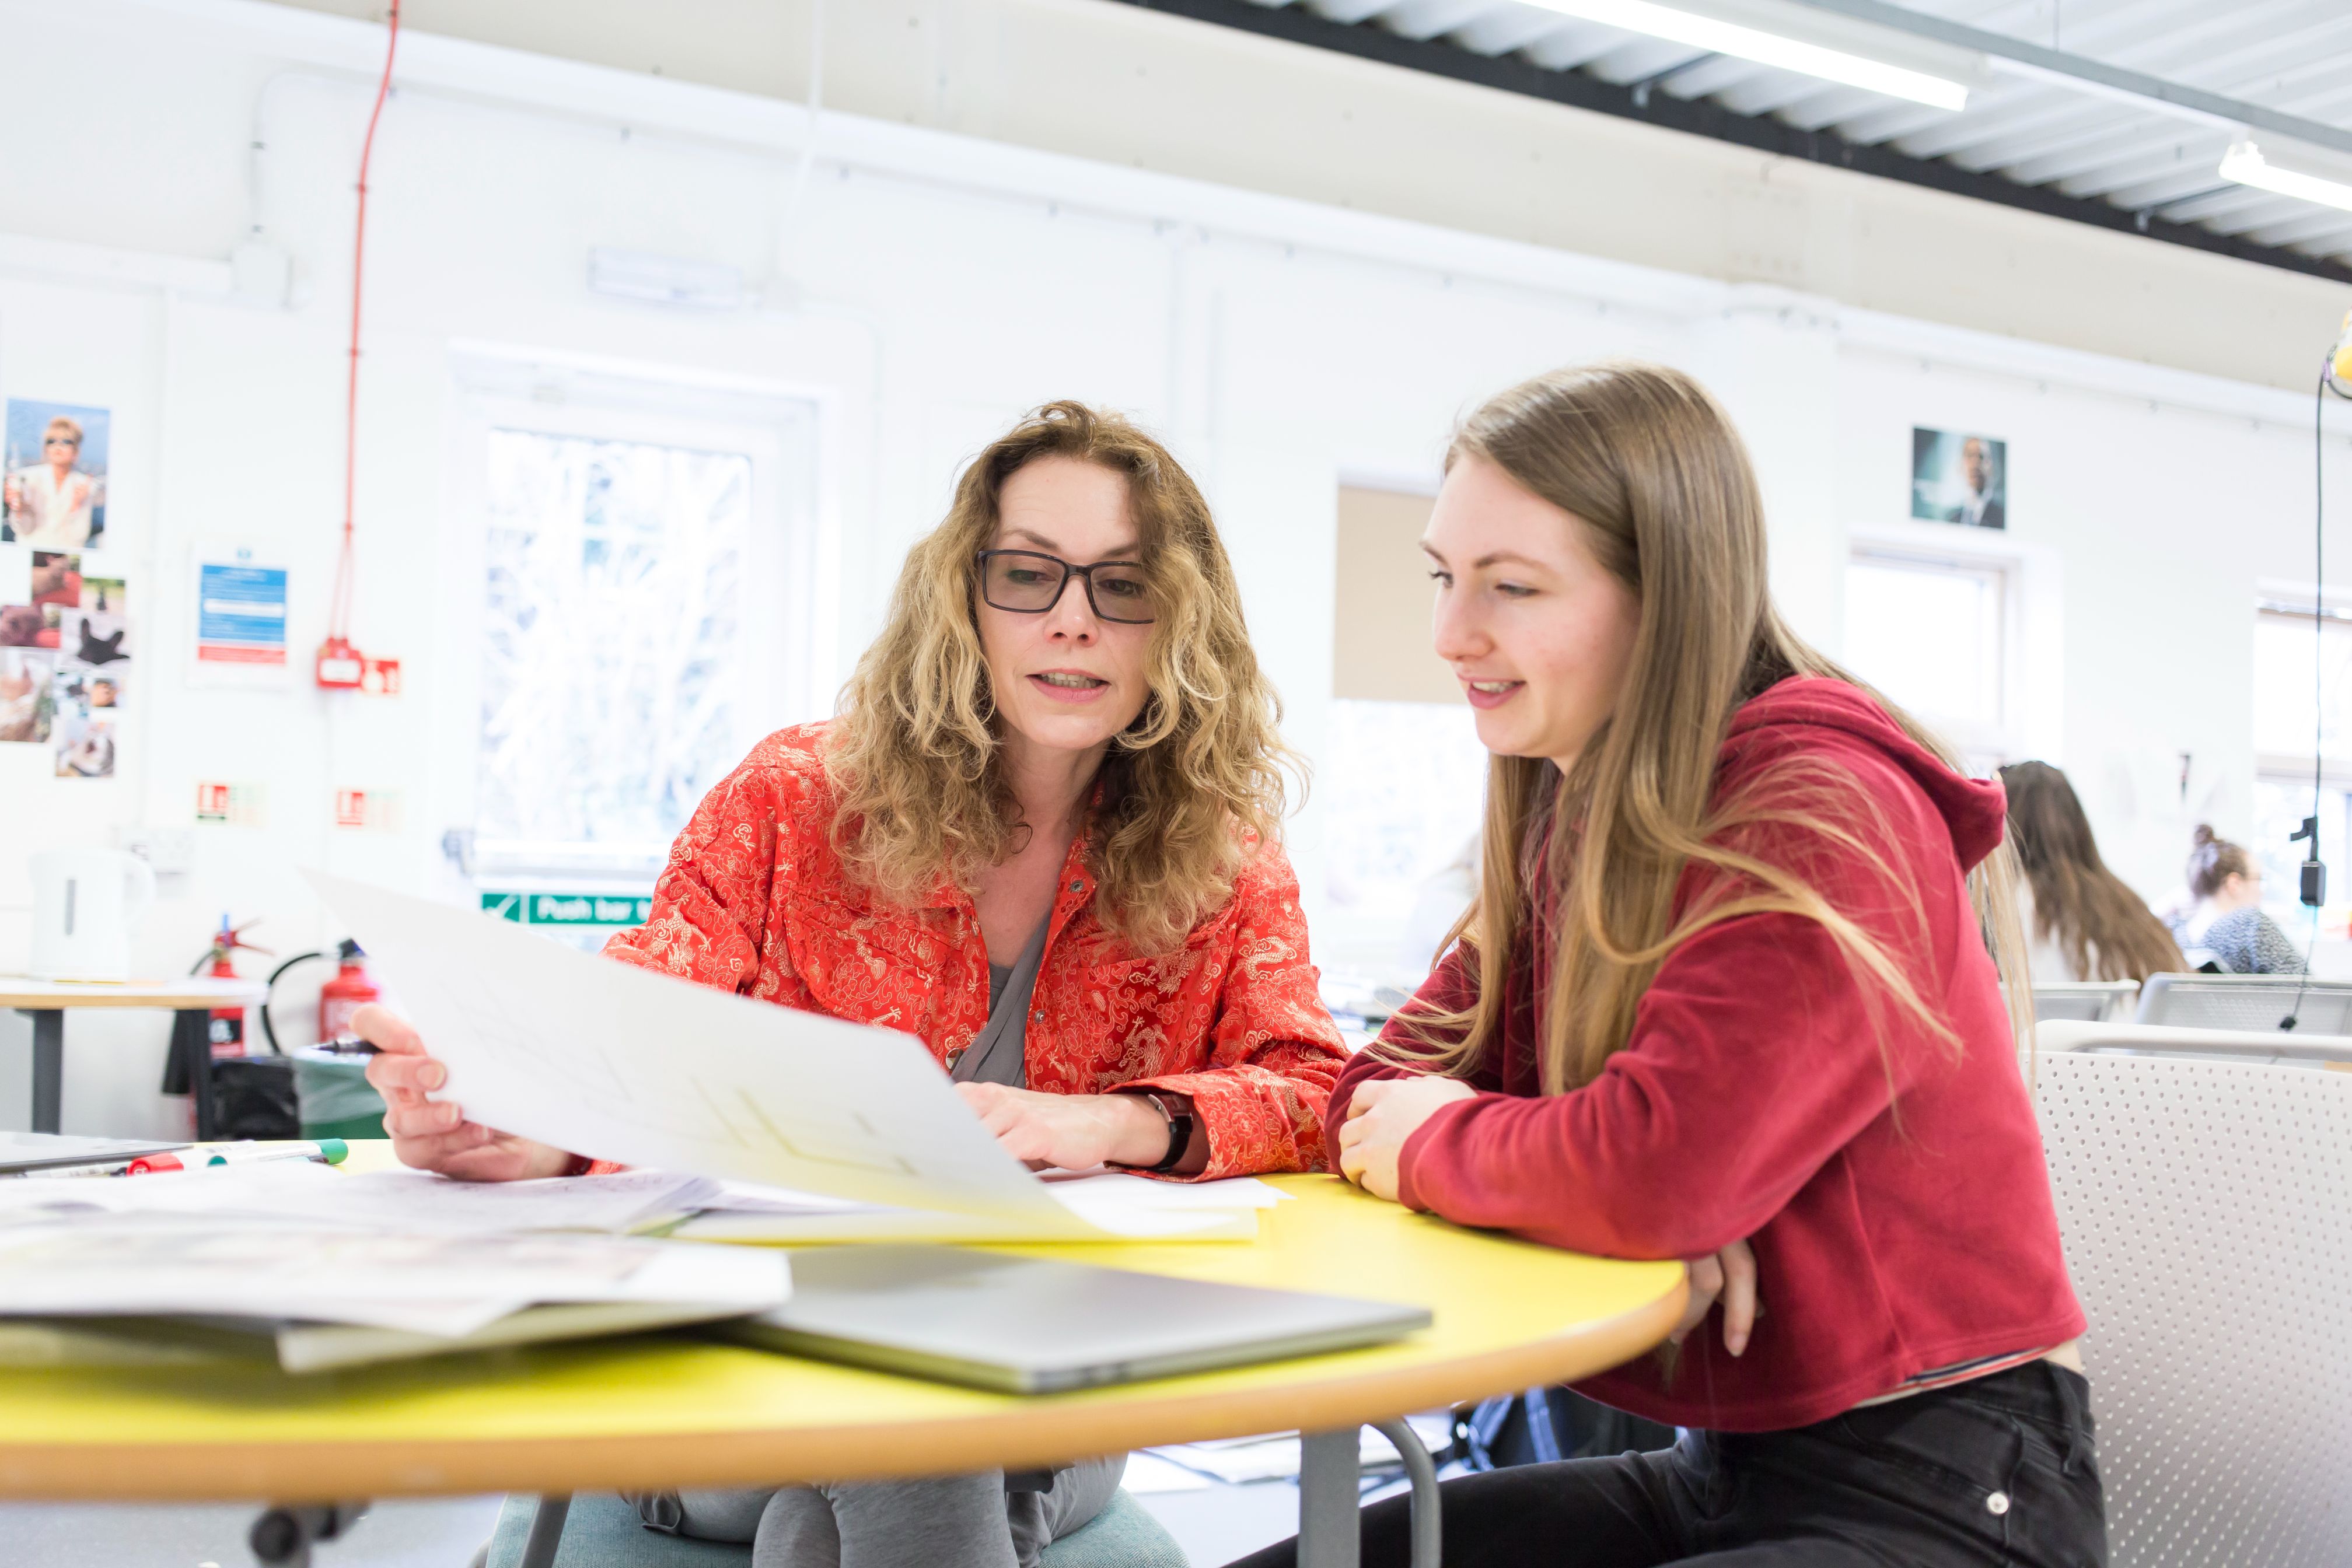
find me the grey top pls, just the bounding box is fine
[953,914,1052,1090]
[2199,906,2306,976]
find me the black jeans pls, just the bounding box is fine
[1229,1362,2105,1567]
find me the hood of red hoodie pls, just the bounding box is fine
[1726,676,2008,873]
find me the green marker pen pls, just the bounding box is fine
[201,1139,351,1168]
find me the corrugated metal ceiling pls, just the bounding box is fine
[1193,0,2352,274]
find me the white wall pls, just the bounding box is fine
[2,0,2349,1133]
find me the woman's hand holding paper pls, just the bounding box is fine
[355,1003,575,1182]
[955,1082,1175,1172]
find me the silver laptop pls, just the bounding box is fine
[725,1245,1432,1394]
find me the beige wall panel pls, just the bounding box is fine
[1334,485,1456,705]
[268,0,2351,392]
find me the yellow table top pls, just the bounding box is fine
[1,975,269,1009]
[0,1158,1686,1504]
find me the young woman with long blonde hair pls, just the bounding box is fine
[1235,363,2102,1567]
[359,401,1347,1568]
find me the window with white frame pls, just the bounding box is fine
[445,356,824,901]
[1319,484,1490,989]
[2251,604,2352,937]
[1843,548,2013,767]
[478,430,751,853]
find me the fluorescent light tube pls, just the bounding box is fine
[2218,139,2352,217]
[587,248,746,310]
[1525,0,1974,110]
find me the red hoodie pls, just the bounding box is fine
[1331,677,2084,1432]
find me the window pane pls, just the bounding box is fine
[2252,612,2352,760]
[1323,698,1490,966]
[2250,776,2344,943]
[478,429,749,850]
[1844,558,2001,732]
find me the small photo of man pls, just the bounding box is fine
[1911,427,2007,531]
[3,400,110,550]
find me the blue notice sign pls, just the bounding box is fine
[195,558,288,669]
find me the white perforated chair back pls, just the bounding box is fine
[2038,1019,2352,1069]
[2133,972,2352,1033]
[2035,1051,2352,1567]
[2030,981,2140,1023]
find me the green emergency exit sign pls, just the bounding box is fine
[480,891,653,926]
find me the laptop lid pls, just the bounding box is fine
[726,1245,1432,1394]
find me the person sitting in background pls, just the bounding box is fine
[1998,761,2182,984]
[2175,825,2303,975]
[359,400,1347,1568]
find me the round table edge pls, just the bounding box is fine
[0,1279,1689,1502]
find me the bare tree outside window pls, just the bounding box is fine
[477,428,749,858]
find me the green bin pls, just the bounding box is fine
[292,1045,387,1141]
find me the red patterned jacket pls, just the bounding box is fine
[601,722,1348,1179]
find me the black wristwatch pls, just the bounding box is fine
[1138,1090,1196,1174]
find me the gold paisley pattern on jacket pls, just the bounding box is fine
[600,722,1347,1179]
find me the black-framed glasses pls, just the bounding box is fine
[976,550,1158,625]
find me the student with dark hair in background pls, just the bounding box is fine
[2176,825,2303,975]
[1998,761,2182,984]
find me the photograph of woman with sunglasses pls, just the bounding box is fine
[4,404,109,550]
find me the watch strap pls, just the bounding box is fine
[1139,1090,1195,1174]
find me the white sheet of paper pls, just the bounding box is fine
[0,1163,715,1237]
[675,1174,1262,1244]
[0,1216,788,1338]
[309,874,1238,1242]
[1039,1171,1285,1210]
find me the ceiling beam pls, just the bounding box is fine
[1102,0,2352,286]
[1779,0,2352,159]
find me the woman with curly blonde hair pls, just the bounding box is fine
[358,400,1346,1567]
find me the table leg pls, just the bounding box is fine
[26,1010,62,1135]
[1298,1429,1361,1568]
[249,1502,367,1566]
[177,1008,218,1140]
[519,1493,571,1568]
[1371,1418,1443,1568]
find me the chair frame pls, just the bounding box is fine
[2032,1046,2352,1564]
[2038,1018,2352,1068]
[2131,971,2352,1032]
[2026,979,2140,1023]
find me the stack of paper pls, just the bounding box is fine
[0,1214,787,1372]
[0,1159,787,1372]
[0,1162,718,1236]
[673,1170,1285,1245]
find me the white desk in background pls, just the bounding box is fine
[1,977,268,1136]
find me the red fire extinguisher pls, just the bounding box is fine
[319,939,380,1040]
[204,915,271,1061]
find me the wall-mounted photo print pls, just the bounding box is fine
[29,551,79,609]
[3,400,110,550]
[56,608,128,668]
[0,647,55,743]
[1911,428,2007,530]
[51,664,116,778]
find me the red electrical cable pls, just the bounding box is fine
[328,0,401,648]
